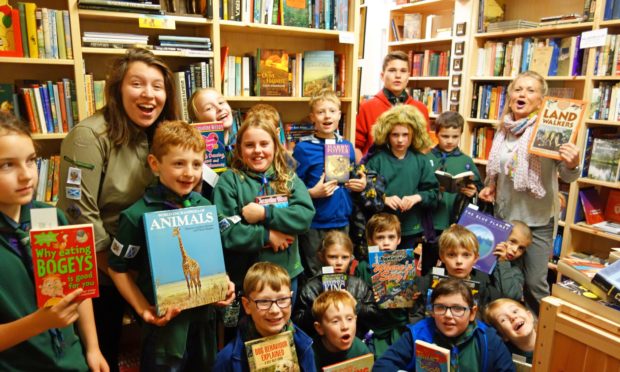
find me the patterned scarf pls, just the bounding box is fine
[383,88,409,106]
[486,114,545,199]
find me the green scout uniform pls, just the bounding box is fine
[313,336,371,370]
[108,183,218,368]
[366,149,439,237]
[0,202,88,372]
[213,167,315,287]
[428,146,482,230]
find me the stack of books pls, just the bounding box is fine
[82,32,149,49]
[78,0,163,14]
[486,20,538,32]
[155,35,213,56]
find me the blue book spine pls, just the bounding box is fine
[548,38,560,76]
[45,81,58,131]
[521,38,532,73]
[38,86,54,133]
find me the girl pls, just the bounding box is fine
[375,278,514,371]
[364,105,439,249]
[293,231,378,338]
[0,112,108,371]
[213,113,315,294]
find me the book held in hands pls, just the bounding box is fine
[415,340,450,372]
[191,121,226,171]
[324,142,351,183]
[322,353,374,372]
[245,330,299,371]
[434,169,474,193]
[368,246,416,309]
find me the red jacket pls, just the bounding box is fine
[355,90,430,155]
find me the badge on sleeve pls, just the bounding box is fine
[66,187,82,200]
[124,245,141,259]
[67,167,82,185]
[111,238,124,257]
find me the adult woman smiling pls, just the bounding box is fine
[57,48,179,371]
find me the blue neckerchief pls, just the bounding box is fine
[243,166,276,196]
[432,146,465,171]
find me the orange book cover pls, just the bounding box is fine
[56,81,68,133]
[20,88,36,133]
[606,189,620,223]
[51,155,60,202]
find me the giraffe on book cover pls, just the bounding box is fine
[172,227,201,296]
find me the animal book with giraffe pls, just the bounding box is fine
[30,223,99,308]
[143,205,229,316]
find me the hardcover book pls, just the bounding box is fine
[302,50,335,97]
[578,187,605,225]
[30,223,99,307]
[143,206,229,316]
[322,353,374,372]
[592,259,620,305]
[321,273,347,291]
[587,137,620,182]
[256,49,290,96]
[255,194,289,208]
[368,247,416,309]
[324,142,351,183]
[605,189,620,223]
[245,330,299,371]
[282,0,309,28]
[191,122,227,171]
[434,169,475,193]
[457,206,512,274]
[415,340,450,372]
[528,97,586,160]
[403,13,422,40]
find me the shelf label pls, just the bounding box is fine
[580,28,607,49]
[339,31,354,44]
[139,15,176,30]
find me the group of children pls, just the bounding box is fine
[0,50,543,372]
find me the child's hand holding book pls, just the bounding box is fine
[141,305,181,327]
[459,183,477,198]
[38,288,83,330]
[309,173,338,198]
[493,242,508,262]
[345,168,367,192]
[267,230,294,252]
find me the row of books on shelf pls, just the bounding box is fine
[471,83,506,120]
[470,126,495,160]
[590,82,620,121]
[174,58,216,121]
[0,3,73,59]
[219,0,349,31]
[593,34,620,77]
[409,50,450,77]
[604,0,620,20]
[475,36,585,78]
[390,13,451,42]
[0,79,78,134]
[580,126,620,182]
[576,187,620,234]
[35,155,60,204]
[410,87,448,116]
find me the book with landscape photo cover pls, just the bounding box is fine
[324,142,351,183]
[143,205,229,316]
[368,247,416,309]
[587,137,620,182]
[528,97,585,160]
[322,353,374,372]
[245,330,299,371]
[457,206,512,274]
[191,121,226,170]
[435,169,475,193]
[30,223,99,307]
[302,50,335,97]
[256,49,290,96]
[415,340,450,372]
[282,0,309,28]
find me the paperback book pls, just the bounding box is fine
[430,271,481,305]
[368,246,416,309]
[457,206,512,274]
[606,189,620,223]
[552,280,620,325]
[324,142,351,183]
[256,49,290,96]
[245,330,299,371]
[322,353,374,372]
[592,259,620,305]
[191,121,227,171]
[255,194,289,208]
[30,223,99,307]
[302,50,335,97]
[321,273,347,291]
[415,340,450,372]
[282,0,309,28]
[434,169,475,193]
[143,205,229,316]
[528,97,585,160]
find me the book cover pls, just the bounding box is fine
[434,169,474,193]
[415,340,450,372]
[321,273,347,291]
[255,194,289,208]
[430,272,481,304]
[557,256,607,300]
[245,330,300,371]
[528,97,585,160]
[529,46,554,76]
[587,137,620,182]
[256,48,290,96]
[579,188,605,225]
[456,206,512,275]
[403,13,421,40]
[191,122,227,171]
[605,189,620,223]
[592,259,620,305]
[143,206,229,316]
[322,353,374,372]
[368,247,416,309]
[552,280,620,325]
[0,6,24,57]
[30,223,99,307]
[324,142,351,183]
[302,50,335,97]
[0,83,15,114]
[282,0,309,28]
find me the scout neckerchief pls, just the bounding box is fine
[243,166,276,197]
[431,146,464,171]
[242,316,295,342]
[146,181,195,209]
[383,87,409,106]
[434,322,479,372]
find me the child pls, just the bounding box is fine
[0,112,108,371]
[364,105,439,249]
[293,231,377,338]
[293,89,366,276]
[426,111,482,274]
[214,262,316,371]
[375,278,514,371]
[213,113,315,293]
[311,291,371,369]
[411,224,520,324]
[244,104,286,145]
[485,298,537,363]
[492,221,532,301]
[355,50,431,161]
[108,120,235,369]
[188,87,237,154]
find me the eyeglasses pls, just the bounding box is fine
[430,304,470,317]
[249,297,292,310]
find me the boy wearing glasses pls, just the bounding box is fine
[214,262,316,371]
[375,278,514,371]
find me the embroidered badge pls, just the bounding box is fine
[67,167,82,185]
[66,204,82,219]
[66,187,82,200]
[110,238,124,257]
[124,245,141,259]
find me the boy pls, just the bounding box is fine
[214,262,316,371]
[293,89,366,277]
[354,213,409,358]
[355,51,430,161]
[485,298,537,363]
[492,221,532,301]
[108,121,235,370]
[426,111,482,274]
[312,291,371,369]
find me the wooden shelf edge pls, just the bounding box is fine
[218,20,344,38]
[0,57,74,65]
[570,223,620,242]
[467,118,500,125]
[390,0,455,13]
[474,22,594,39]
[32,133,67,140]
[577,178,620,189]
[584,119,620,126]
[388,37,452,47]
[473,158,488,165]
[409,76,450,81]
[78,9,210,24]
[470,75,585,81]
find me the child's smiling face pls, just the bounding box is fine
[242,284,293,337]
[193,89,233,129]
[431,293,477,338]
[240,127,275,173]
[489,302,535,342]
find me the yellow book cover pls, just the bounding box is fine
[23,2,38,58]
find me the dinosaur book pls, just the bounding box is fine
[143,205,228,316]
[191,121,226,171]
[30,223,99,308]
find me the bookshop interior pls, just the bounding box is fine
[2,0,620,371]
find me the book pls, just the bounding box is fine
[191,122,227,171]
[324,142,351,183]
[592,259,620,305]
[0,83,15,114]
[403,13,421,40]
[456,206,512,275]
[256,48,290,96]
[0,6,24,57]
[529,46,554,76]
[245,330,299,371]
[528,97,585,160]
[579,188,605,225]
[143,205,229,316]
[29,223,99,307]
[302,50,335,97]
[321,273,347,291]
[255,194,289,208]
[430,271,481,304]
[415,340,450,372]
[606,189,620,223]
[282,0,309,28]
[587,137,620,182]
[552,280,620,325]
[557,256,608,300]
[322,353,374,371]
[434,169,475,193]
[368,247,416,309]
[592,220,620,234]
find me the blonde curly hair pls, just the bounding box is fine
[372,105,433,153]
